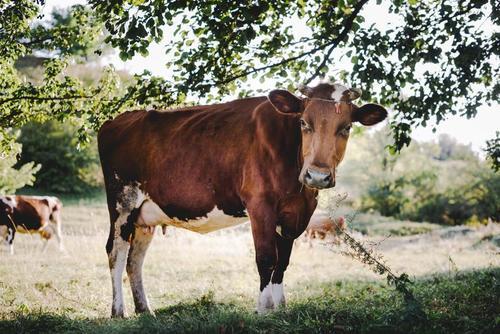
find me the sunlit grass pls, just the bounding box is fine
[0,201,498,333]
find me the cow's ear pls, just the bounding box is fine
[352,103,387,126]
[268,90,304,114]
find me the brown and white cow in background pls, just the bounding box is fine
[0,195,63,254]
[98,82,387,317]
[303,212,346,247]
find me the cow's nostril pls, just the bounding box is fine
[304,168,333,188]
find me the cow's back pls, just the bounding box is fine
[12,196,49,230]
[98,97,266,218]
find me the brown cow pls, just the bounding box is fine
[0,195,63,254]
[98,82,387,317]
[303,212,346,246]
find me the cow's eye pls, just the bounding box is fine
[340,124,351,137]
[300,119,312,132]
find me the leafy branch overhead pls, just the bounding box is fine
[1,1,499,169]
[90,0,499,165]
[0,1,180,146]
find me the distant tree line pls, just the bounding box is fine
[338,130,499,225]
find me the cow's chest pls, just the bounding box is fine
[137,199,248,234]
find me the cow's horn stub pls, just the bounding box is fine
[298,85,313,97]
[347,87,362,101]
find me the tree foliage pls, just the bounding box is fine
[0,131,40,193]
[17,121,101,194]
[0,0,498,169]
[0,1,178,150]
[345,128,499,225]
[90,0,499,164]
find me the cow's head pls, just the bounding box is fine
[268,83,387,189]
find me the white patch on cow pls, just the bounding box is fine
[330,83,349,102]
[116,185,147,214]
[136,192,248,234]
[110,222,130,317]
[6,227,14,244]
[0,226,15,255]
[25,195,58,208]
[275,225,283,237]
[1,196,17,208]
[109,186,138,317]
[127,227,154,314]
[257,283,274,314]
[271,283,285,307]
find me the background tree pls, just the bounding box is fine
[336,127,499,225]
[0,0,178,150]
[90,0,499,167]
[0,132,40,193]
[1,0,498,170]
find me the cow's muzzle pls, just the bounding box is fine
[303,168,335,189]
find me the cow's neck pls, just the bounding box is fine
[253,105,304,189]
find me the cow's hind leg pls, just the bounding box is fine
[126,221,155,314]
[50,210,64,251]
[107,185,145,317]
[108,218,130,318]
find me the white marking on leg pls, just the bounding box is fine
[110,235,130,317]
[271,283,285,307]
[127,226,155,314]
[9,244,13,255]
[109,189,138,317]
[7,228,14,242]
[257,283,274,314]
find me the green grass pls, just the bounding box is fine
[0,200,498,333]
[0,268,498,334]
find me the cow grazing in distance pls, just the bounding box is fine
[0,195,63,254]
[303,212,346,246]
[98,82,387,317]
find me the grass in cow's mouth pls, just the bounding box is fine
[0,268,497,333]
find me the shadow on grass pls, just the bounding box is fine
[1,268,498,334]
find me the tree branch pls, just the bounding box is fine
[214,0,369,86]
[0,95,93,104]
[303,0,369,85]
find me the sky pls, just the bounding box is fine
[43,0,499,154]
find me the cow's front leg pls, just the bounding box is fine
[248,204,278,314]
[127,225,155,314]
[270,236,293,307]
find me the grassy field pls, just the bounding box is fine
[0,197,499,333]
